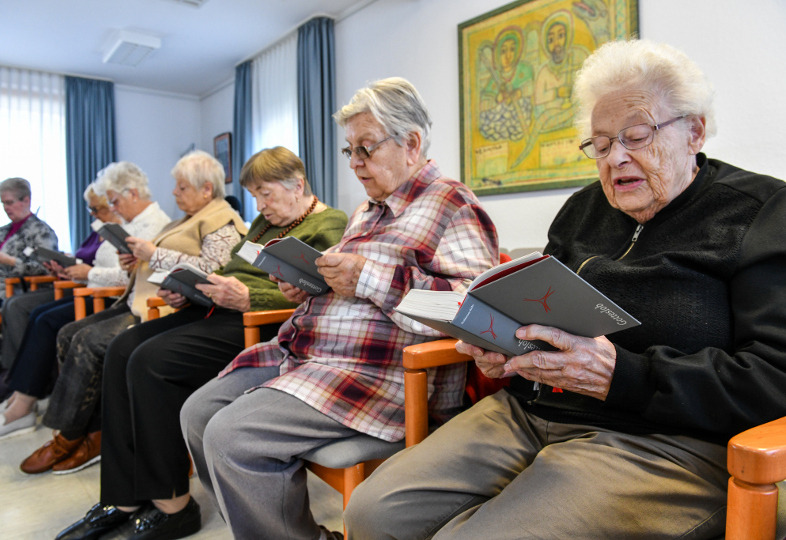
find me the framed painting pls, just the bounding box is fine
[459,0,638,195]
[213,132,232,183]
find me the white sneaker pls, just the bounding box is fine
[0,411,37,440]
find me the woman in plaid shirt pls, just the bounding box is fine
[178,77,500,540]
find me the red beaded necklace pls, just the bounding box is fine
[250,195,319,243]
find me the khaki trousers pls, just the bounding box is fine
[345,390,728,540]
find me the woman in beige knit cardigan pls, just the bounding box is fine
[20,150,247,476]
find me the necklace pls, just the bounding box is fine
[251,195,319,243]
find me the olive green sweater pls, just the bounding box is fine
[216,207,348,311]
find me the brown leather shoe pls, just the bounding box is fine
[20,432,84,474]
[53,431,101,474]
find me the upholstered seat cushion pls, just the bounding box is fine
[302,434,405,469]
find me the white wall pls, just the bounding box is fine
[333,0,786,250]
[115,85,201,219]
[192,0,786,250]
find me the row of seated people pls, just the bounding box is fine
[2,40,786,540]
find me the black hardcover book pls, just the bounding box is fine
[97,223,132,255]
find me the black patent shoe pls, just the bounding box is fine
[55,503,133,540]
[99,497,201,540]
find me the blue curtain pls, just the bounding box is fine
[297,17,337,208]
[233,60,253,220]
[65,76,116,248]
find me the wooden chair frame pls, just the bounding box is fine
[73,286,126,319]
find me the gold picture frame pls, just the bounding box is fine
[459,0,638,195]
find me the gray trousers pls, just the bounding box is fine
[42,303,137,434]
[181,367,357,540]
[344,391,728,540]
[1,288,54,369]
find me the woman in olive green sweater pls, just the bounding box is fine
[55,147,347,540]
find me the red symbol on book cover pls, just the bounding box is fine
[480,314,498,340]
[523,286,555,312]
[298,252,309,265]
[272,265,284,280]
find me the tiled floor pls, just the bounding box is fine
[0,415,343,539]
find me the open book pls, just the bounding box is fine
[34,247,78,267]
[97,223,132,255]
[395,253,640,356]
[148,263,213,307]
[236,236,329,295]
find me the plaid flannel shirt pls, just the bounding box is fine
[220,161,498,441]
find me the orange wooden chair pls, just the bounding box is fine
[4,275,58,298]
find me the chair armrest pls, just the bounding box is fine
[147,296,167,320]
[54,280,81,300]
[5,277,20,297]
[72,286,125,319]
[726,416,786,539]
[243,309,296,347]
[402,339,472,370]
[403,339,473,447]
[25,275,57,290]
[90,286,126,298]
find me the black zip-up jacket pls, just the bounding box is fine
[508,154,786,444]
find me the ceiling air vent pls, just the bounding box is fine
[103,30,162,67]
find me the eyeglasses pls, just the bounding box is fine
[87,205,108,214]
[579,115,687,159]
[341,136,393,160]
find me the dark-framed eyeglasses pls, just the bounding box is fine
[341,136,393,160]
[579,115,687,159]
[87,205,107,214]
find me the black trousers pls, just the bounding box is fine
[100,305,280,505]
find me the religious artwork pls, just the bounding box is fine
[459,0,638,195]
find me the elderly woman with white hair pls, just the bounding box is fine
[169,77,499,540]
[19,151,247,475]
[344,40,786,539]
[0,177,58,299]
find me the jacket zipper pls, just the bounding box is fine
[576,223,643,276]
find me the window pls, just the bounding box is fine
[0,66,71,251]
[245,32,299,221]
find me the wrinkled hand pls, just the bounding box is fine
[126,237,156,262]
[455,341,510,379]
[118,253,138,273]
[195,274,251,312]
[63,263,92,281]
[158,288,189,309]
[458,324,618,401]
[315,253,366,297]
[44,260,68,278]
[270,275,309,304]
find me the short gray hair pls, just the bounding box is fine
[94,162,152,200]
[0,177,31,201]
[333,77,433,157]
[573,39,716,141]
[171,150,225,199]
[82,182,107,206]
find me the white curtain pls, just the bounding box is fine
[0,66,70,251]
[245,33,299,219]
